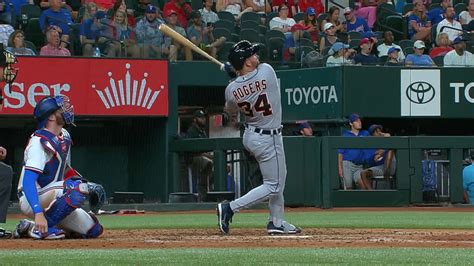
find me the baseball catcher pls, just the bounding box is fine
[14,95,105,240]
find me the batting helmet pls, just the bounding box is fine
[34,95,74,128]
[228,40,259,71]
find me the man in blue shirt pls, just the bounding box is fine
[338,113,369,190]
[39,0,72,48]
[462,150,474,206]
[344,7,373,38]
[427,0,451,26]
[405,40,435,66]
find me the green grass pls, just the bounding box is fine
[0,248,472,265]
[5,211,474,230]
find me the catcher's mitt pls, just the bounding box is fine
[88,182,106,214]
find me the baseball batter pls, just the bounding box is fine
[14,95,104,240]
[217,40,301,235]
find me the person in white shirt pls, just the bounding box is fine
[436,6,463,42]
[269,4,296,32]
[459,0,474,26]
[326,42,355,66]
[443,36,474,66]
[199,0,219,25]
[244,0,271,14]
[377,30,405,61]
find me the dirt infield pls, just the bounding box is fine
[1,228,473,249]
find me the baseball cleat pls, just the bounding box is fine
[0,227,12,239]
[13,219,34,239]
[267,221,302,235]
[217,201,234,234]
[31,227,66,240]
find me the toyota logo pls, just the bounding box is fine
[406,81,435,104]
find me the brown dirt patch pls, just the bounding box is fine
[1,228,473,249]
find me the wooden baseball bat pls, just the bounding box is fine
[159,24,224,68]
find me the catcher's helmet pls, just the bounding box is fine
[34,95,74,128]
[228,40,260,71]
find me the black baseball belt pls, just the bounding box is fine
[245,124,282,135]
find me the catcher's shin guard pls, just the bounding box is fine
[86,213,103,238]
[45,179,88,227]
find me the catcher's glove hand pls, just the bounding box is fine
[88,182,106,214]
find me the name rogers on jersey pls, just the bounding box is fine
[232,79,267,101]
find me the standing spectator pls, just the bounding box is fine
[358,124,396,190]
[165,9,192,61]
[326,42,355,66]
[108,10,140,57]
[429,32,453,58]
[40,26,71,56]
[427,0,450,26]
[110,0,136,27]
[377,30,405,61]
[0,146,11,238]
[244,0,271,15]
[163,0,193,28]
[405,40,436,66]
[187,11,226,59]
[444,36,474,66]
[271,0,296,17]
[297,122,313,136]
[39,0,73,48]
[408,0,432,42]
[186,110,213,202]
[344,7,372,37]
[463,150,474,206]
[354,38,378,65]
[436,6,462,42]
[199,0,219,25]
[355,0,382,29]
[385,47,403,66]
[459,0,474,26]
[135,5,165,58]
[6,30,36,55]
[321,6,344,32]
[80,10,116,57]
[0,19,14,47]
[302,7,319,43]
[319,23,341,54]
[298,0,324,17]
[338,113,369,190]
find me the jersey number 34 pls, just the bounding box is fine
[237,93,273,117]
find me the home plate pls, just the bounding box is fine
[266,235,312,239]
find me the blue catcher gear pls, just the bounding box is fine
[34,95,75,129]
[228,40,260,71]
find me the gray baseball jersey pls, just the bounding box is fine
[225,63,281,129]
[225,63,289,229]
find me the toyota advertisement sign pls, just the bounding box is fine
[401,69,441,117]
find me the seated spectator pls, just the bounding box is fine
[326,42,355,66]
[298,0,324,18]
[39,0,73,48]
[459,0,474,26]
[199,0,219,25]
[135,5,165,58]
[444,36,474,66]
[40,26,71,56]
[344,7,373,38]
[338,113,369,190]
[0,0,33,26]
[164,0,193,28]
[110,0,136,27]
[107,10,140,57]
[0,19,14,47]
[321,6,344,32]
[80,10,116,57]
[427,0,450,26]
[38,0,68,10]
[319,22,341,54]
[216,0,252,20]
[272,0,296,17]
[269,4,296,32]
[82,2,98,22]
[244,0,271,15]
[165,9,192,61]
[135,0,152,18]
[463,150,474,206]
[408,0,432,42]
[296,122,313,136]
[354,38,378,65]
[385,47,403,66]
[302,7,319,43]
[405,40,436,66]
[187,11,225,59]
[436,6,462,42]
[354,0,381,29]
[377,31,405,61]
[359,124,396,190]
[6,30,36,55]
[429,32,452,58]
[84,0,115,11]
